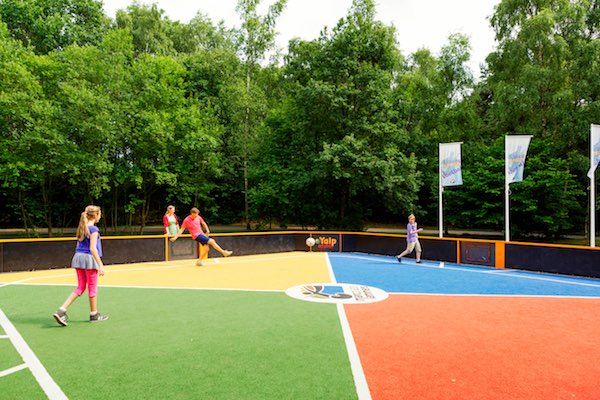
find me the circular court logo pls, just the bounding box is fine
[285,283,388,304]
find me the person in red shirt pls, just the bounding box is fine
[170,207,232,266]
[163,205,179,235]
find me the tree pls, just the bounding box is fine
[235,0,287,228]
[0,22,48,233]
[391,34,479,226]
[479,0,599,236]
[115,2,173,56]
[0,0,107,54]
[252,0,420,229]
[166,13,236,54]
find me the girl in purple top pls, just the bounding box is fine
[53,205,108,326]
[397,214,423,263]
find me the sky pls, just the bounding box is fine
[101,0,500,78]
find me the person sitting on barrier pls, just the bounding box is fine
[170,207,232,266]
[397,214,423,263]
[53,205,109,326]
[163,205,180,236]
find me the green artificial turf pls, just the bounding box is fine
[0,285,358,399]
[0,366,47,399]
[0,338,24,372]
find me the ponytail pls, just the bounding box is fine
[76,205,101,241]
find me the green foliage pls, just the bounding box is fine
[0,0,107,54]
[250,0,420,229]
[0,0,598,239]
[115,2,173,56]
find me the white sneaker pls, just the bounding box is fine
[223,250,233,257]
[196,260,203,266]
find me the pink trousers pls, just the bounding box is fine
[73,268,99,298]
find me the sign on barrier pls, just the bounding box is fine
[461,242,495,267]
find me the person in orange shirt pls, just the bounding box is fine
[170,207,232,266]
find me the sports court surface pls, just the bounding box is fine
[1,252,600,399]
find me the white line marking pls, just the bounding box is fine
[385,292,600,299]
[0,335,9,339]
[0,309,67,399]
[0,253,312,288]
[11,282,284,293]
[0,363,27,378]
[0,273,74,288]
[331,253,600,288]
[326,254,372,400]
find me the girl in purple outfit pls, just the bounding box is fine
[53,205,108,326]
[397,214,423,263]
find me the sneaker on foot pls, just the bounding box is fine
[90,312,109,322]
[53,309,68,327]
[223,250,233,257]
[416,260,421,263]
[396,256,402,263]
[196,259,204,266]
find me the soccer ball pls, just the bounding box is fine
[306,237,316,247]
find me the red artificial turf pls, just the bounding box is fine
[345,295,600,400]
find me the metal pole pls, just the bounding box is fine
[591,173,596,247]
[439,144,443,238]
[592,125,596,247]
[505,137,510,242]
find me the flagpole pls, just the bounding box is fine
[439,144,443,238]
[592,125,596,247]
[592,171,596,247]
[505,138,510,242]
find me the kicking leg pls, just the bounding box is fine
[208,239,232,257]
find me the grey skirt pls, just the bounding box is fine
[71,252,100,270]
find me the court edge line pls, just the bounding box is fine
[18,284,592,299]
[386,292,600,299]
[326,254,372,400]
[10,282,284,293]
[0,265,185,287]
[0,363,27,378]
[0,253,314,287]
[0,309,67,400]
[332,253,600,289]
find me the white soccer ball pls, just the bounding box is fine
[306,237,316,247]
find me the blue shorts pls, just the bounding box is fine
[194,234,210,245]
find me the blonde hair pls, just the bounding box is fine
[408,214,415,220]
[76,205,101,241]
[166,205,175,213]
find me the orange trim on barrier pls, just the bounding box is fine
[456,241,461,264]
[506,240,600,251]
[0,234,189,244]
[1,230,598,252]
[495,242,505,269]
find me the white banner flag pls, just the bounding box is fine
[439,142,463,187]
[505,135,533,184]
[588,124,600,178]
